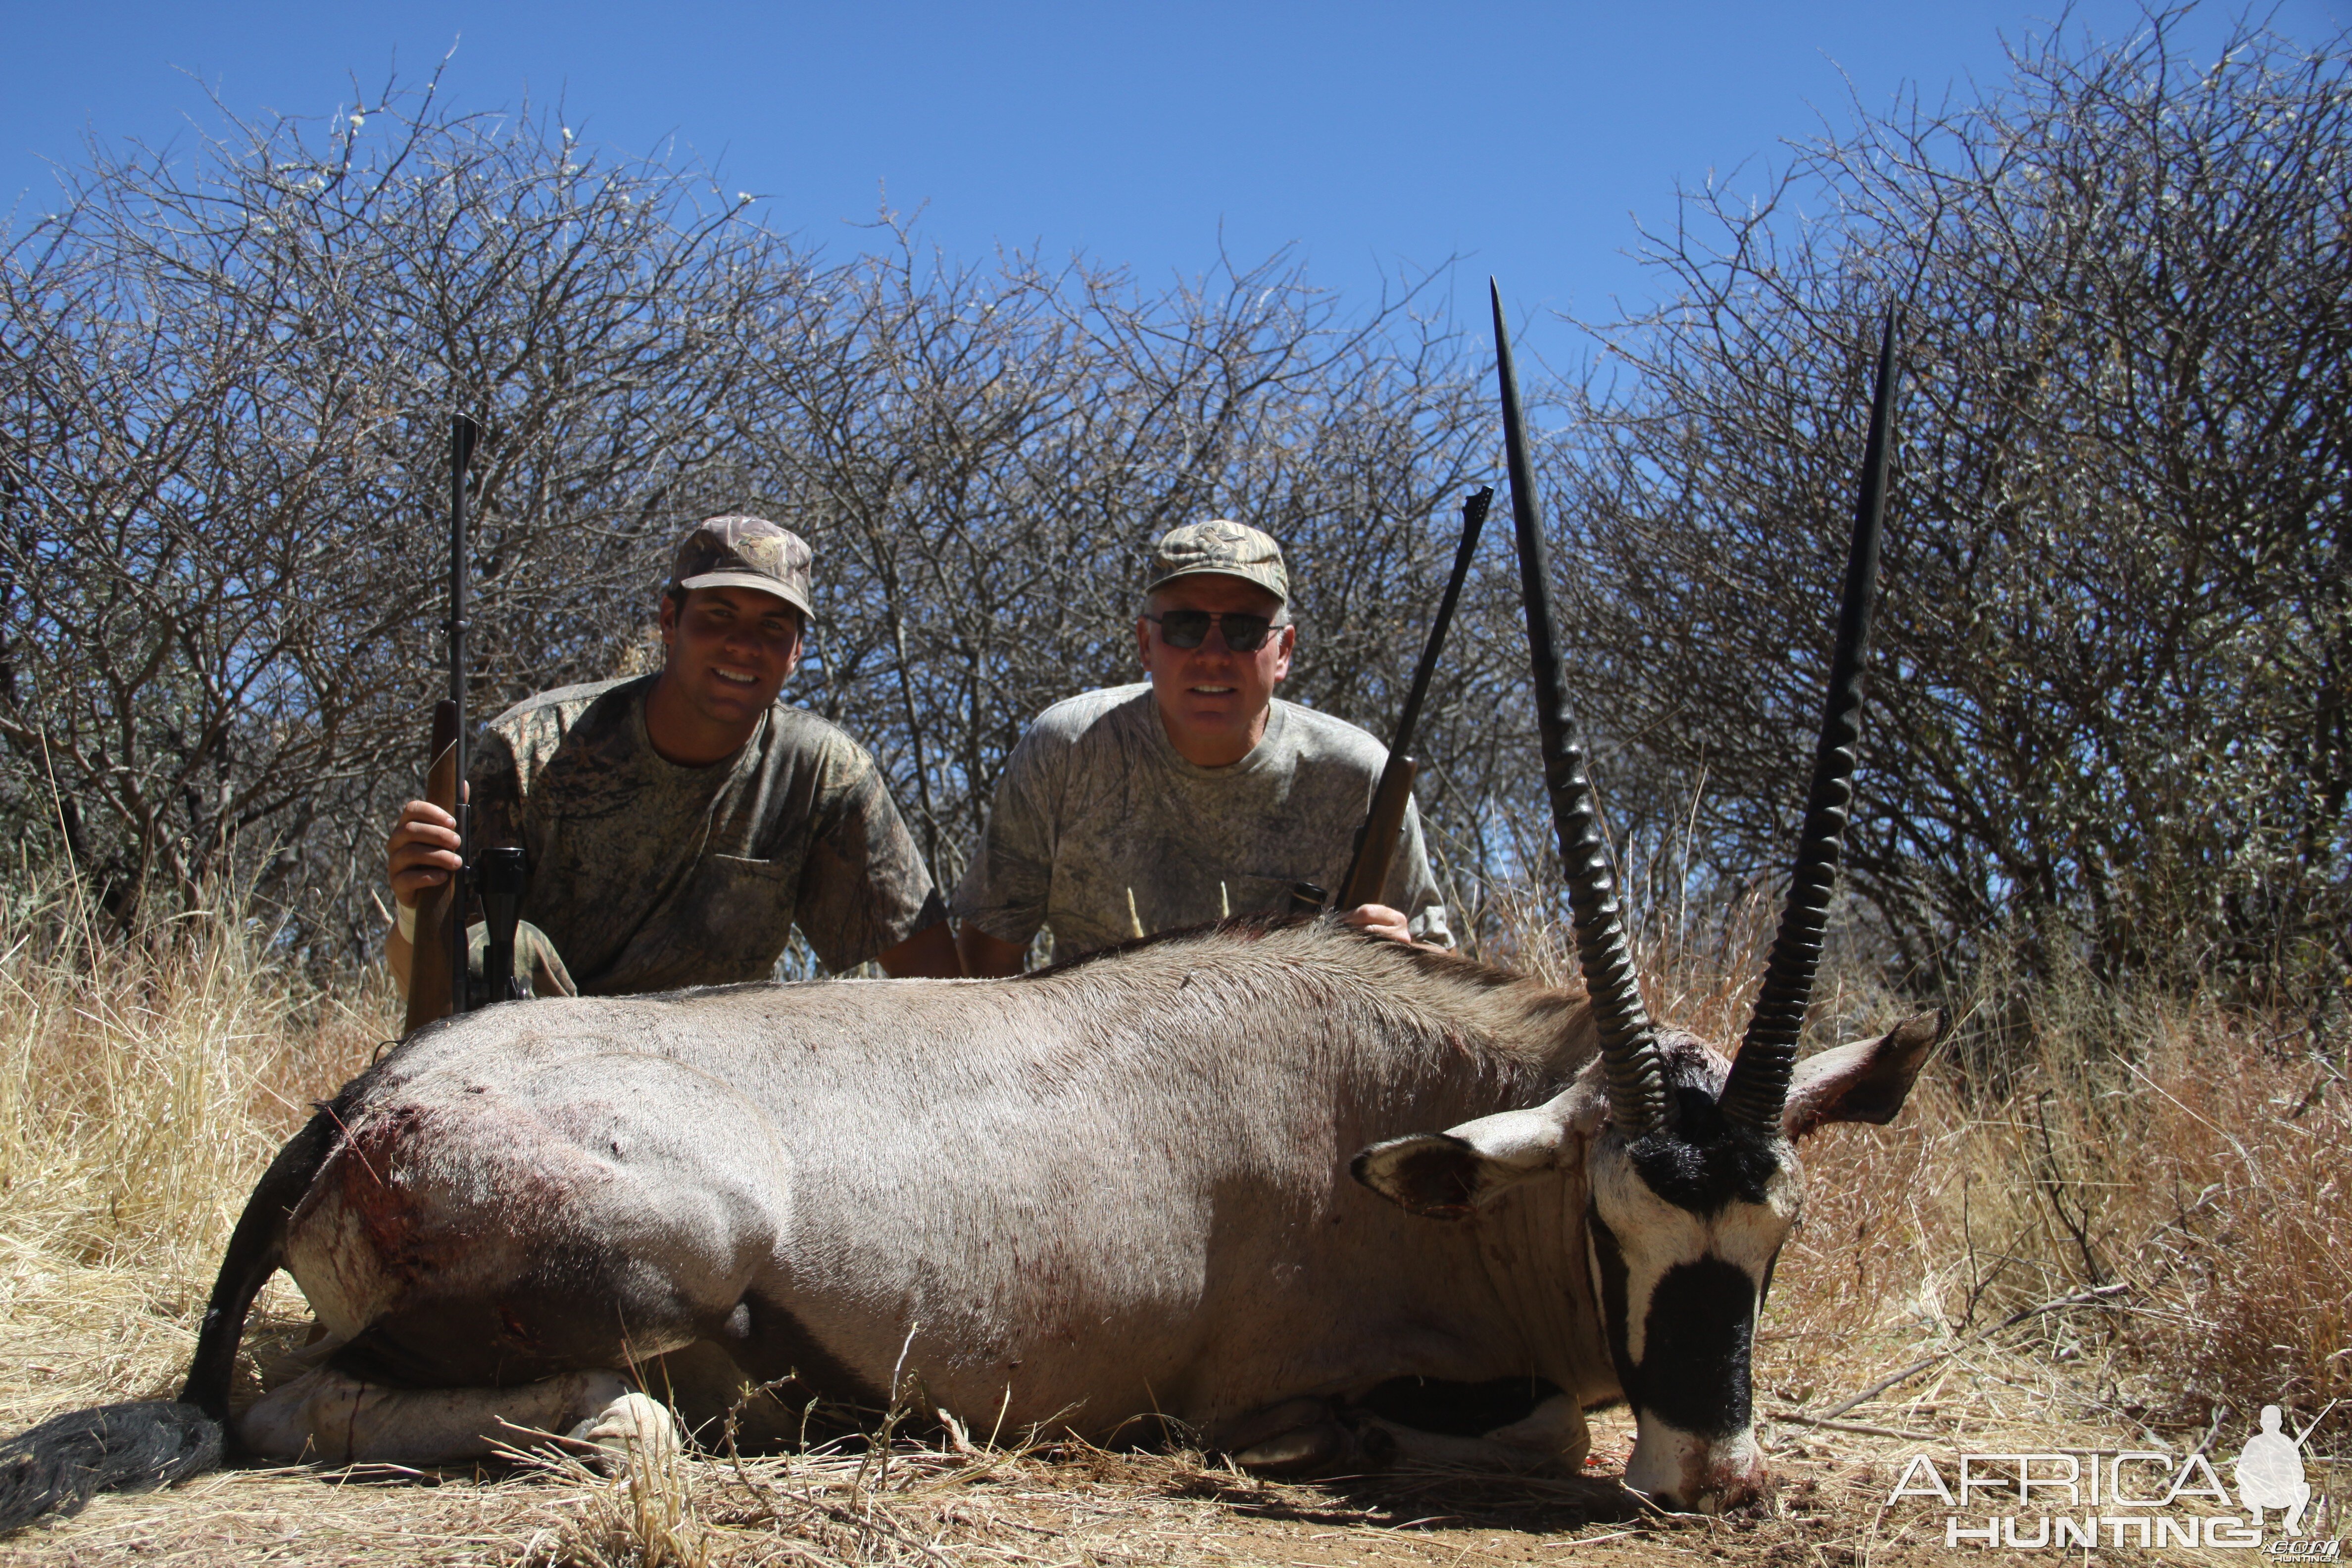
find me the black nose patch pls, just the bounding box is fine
[1634,1257,1757,1439]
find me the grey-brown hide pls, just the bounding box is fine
[266,918,1932,1506]
[284,921,1614,1454]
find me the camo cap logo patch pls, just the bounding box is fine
[1146,519,1288,604]
[669,515,816,620]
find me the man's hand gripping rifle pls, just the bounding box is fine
[402,416,530,1036]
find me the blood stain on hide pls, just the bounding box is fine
[335,1109,443,1287]
[499,1302,541,1350]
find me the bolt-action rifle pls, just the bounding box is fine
[401,416,528,1035]
[1329,484,1495,913]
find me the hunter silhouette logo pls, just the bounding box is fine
[1887,1405,2338,1552]
[2234,1405,2322,1542]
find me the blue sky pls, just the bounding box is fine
[3,1,2344,369]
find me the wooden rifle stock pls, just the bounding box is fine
[402,700,462,1034]
[1337,755,1419,909]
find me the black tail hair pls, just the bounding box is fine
[0,1402,222,1533]
[0,1099,346,1536]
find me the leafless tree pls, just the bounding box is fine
[20,18,2340,1003]
[1554,6,2351,999]
[0,77,1547,965]
[0,71,811,949]
[732,229,1513,903]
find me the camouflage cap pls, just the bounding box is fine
[1145,520,1289,604]
[669,515,815,620]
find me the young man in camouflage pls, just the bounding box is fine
[953,520,1451,975]
[385,516,962,993]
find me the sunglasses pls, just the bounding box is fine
[1143,609,1284,653]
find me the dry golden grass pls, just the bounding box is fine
[1770,968,2352,1438]
[1,880,2346,1564]
[0,882,392,1426]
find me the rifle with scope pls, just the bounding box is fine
[402,415,529,1036]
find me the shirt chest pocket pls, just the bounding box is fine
[675,852,806,981]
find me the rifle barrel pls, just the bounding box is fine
[446,414,480,1014]
[449,415,477,778]
[1335,485,1494,910]
[1393,486,1492,756]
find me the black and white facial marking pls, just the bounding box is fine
[1602,1016,1948,1508]
[1585,1061,1802,1511]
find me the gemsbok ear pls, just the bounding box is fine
[1351,1097,1576,1219]
[1779,1009,1945,1141]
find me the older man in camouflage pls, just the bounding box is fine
[954,520,1451,975]
[385,516,962,994]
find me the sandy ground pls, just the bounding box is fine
[7,1394,2339,1566]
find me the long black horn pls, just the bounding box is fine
[1491,279,1667,1137]
[1719,310,1901,1134]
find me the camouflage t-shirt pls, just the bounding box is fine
[951,684,1452,959]
[468,675,944,993]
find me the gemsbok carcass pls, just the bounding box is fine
[0,292,1936,1533]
